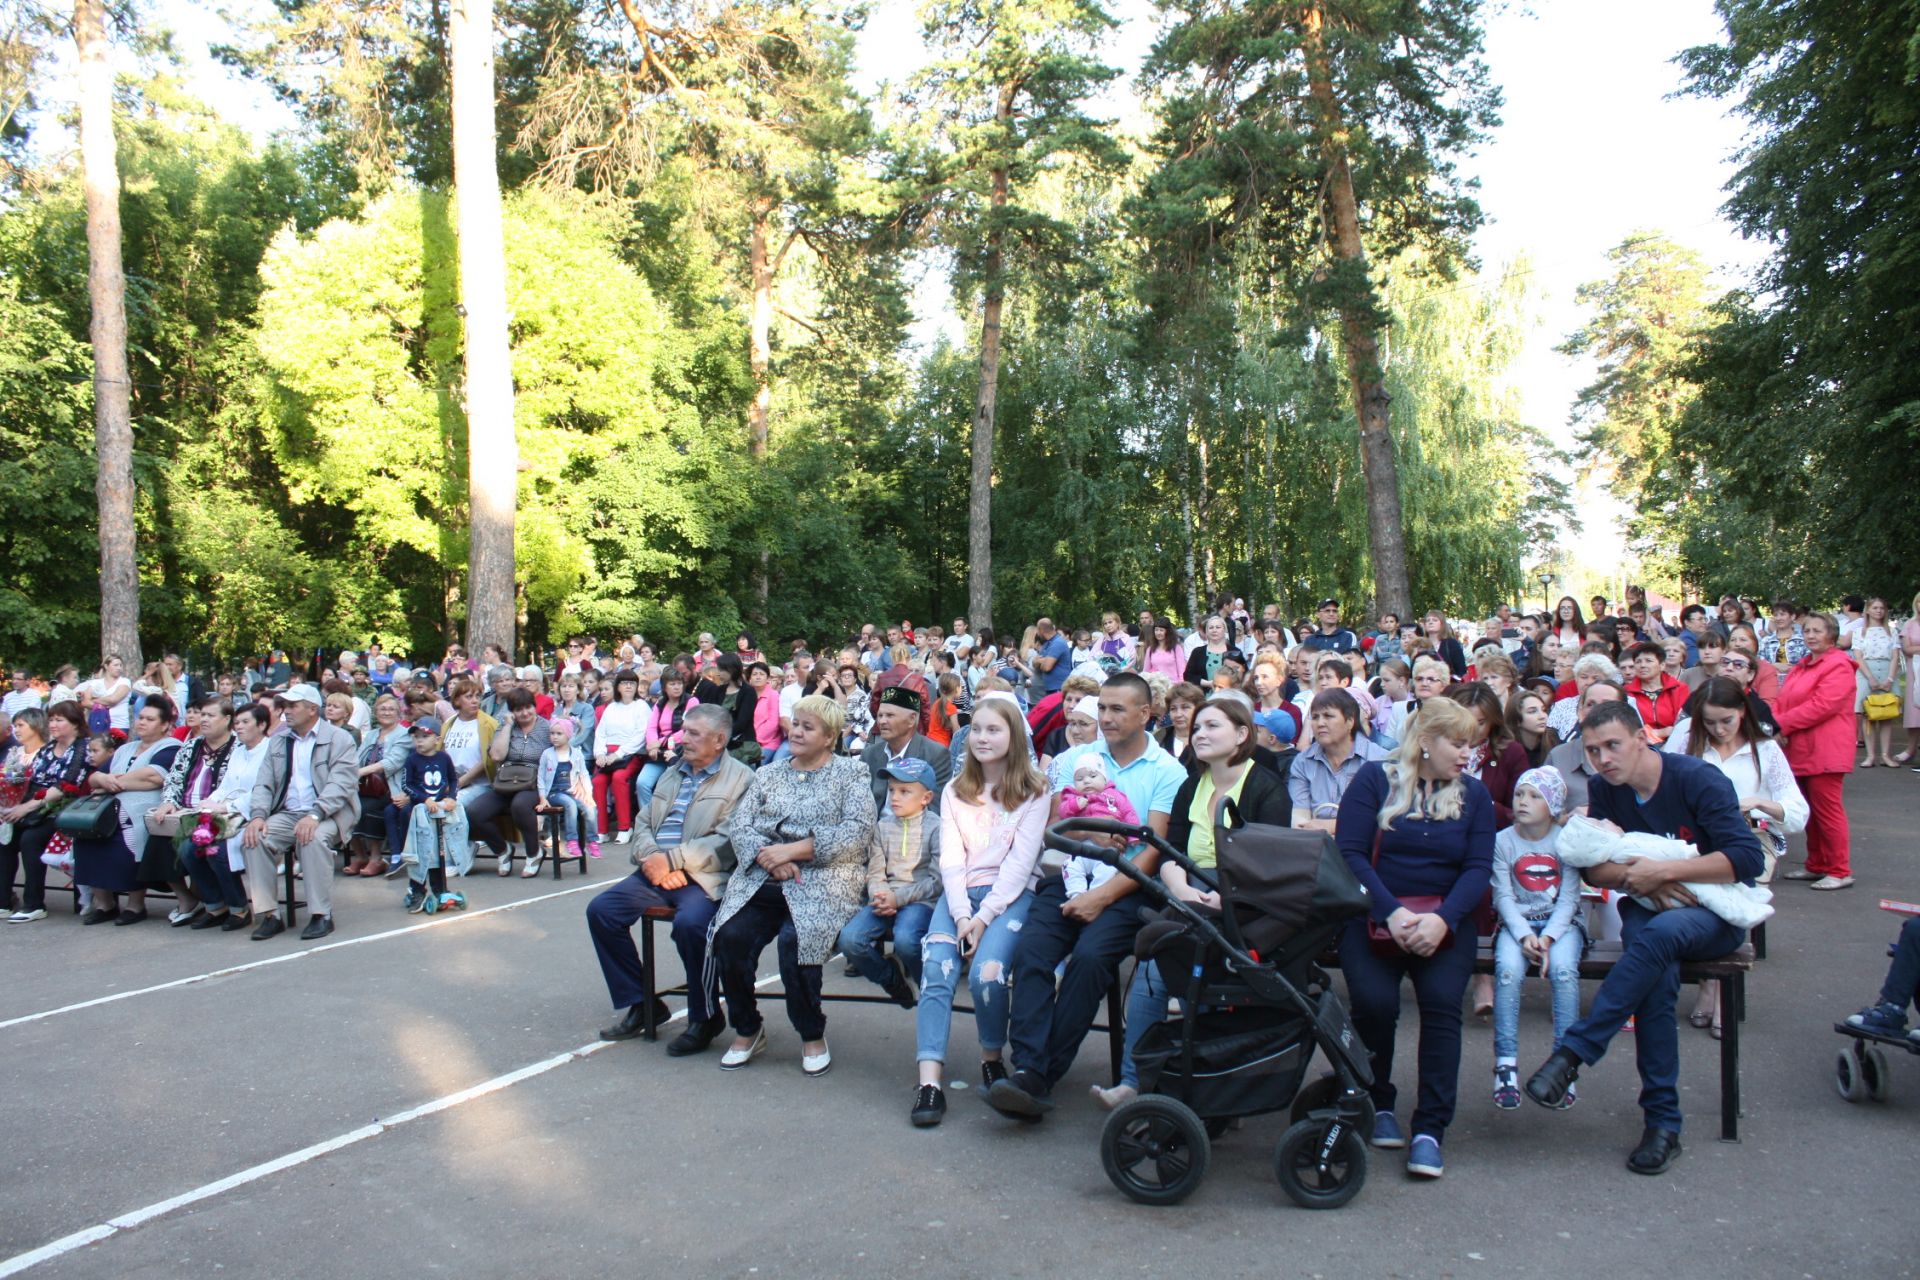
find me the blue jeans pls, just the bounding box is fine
[838,900,934,986]
[634,762,668,815]
[1559,900,1745,1133]
[1007,877,1142,1088]
[916,885,1033,1063]
[547,793,599,843]
[1492,920,1584,1061]
[1117,959,1171,1089]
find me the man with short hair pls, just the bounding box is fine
[585,704,754,1054]
[1487,604,1522,654]
[860,687,951,813]
[990,672,1187,1119]
[1032,618,1072,695]
[1300,598,1358,654]
[241,684,361,941]
[2,669,44,720]
[944,618,974,657]
[1677,604,1708,667]
[163,652,206,708]
[1526,701,1762,1175]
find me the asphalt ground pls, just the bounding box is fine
[2,771,1916,1280]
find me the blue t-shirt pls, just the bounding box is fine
[1585,751,1764,885]
[1037,633,1073,693]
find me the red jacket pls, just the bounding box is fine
[1773,646,1857,776]
[1624,672,1688,736]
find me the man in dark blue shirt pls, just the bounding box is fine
[1525,702,1761,1175]
[1299,598,1358,654]
[1033,617,1072,695]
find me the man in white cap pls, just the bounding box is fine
[242,683,362,940]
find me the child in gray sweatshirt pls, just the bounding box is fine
[1490,766,1584,1110]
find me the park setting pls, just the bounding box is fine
[1,0,1917,1275]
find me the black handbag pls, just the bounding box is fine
[55,794,120,840]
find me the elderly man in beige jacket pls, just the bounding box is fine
[243,683,362,941]
[585,703,753,1054]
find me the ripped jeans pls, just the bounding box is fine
[915,885,1034,1064]
[1492,919,1584,1061]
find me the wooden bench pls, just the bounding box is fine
[631,904,1126,1082]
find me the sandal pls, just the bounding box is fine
[1688,1011,1712,1029]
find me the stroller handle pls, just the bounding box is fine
[1043,816,1218,890]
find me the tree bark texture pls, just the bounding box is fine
[748,201,773,620]
[75,0,141,670]
[1303,5,1410,619]
[450,0,519,657]
[966,85,1015,637]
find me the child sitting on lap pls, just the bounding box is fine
[1491,766,1585,1111]
[398,716,470,914]
[1057,757,1139,899]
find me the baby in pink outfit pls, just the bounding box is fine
[1057,758,1140,897]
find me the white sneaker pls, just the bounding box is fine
[802,1043,832,1077]
[615,830,633,844]
[720,1031,767,1070]
[8,909,48,923]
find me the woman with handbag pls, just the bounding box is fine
[3,706,88,922]
[1333,697,1495,1180]
[149,696,248,928]
[347,694,409,876]
[465,687,549,877]
[1853,597,1900,767]
[72,695,186,927]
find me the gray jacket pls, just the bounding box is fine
[250,721,362,834]
[631,753,756,901]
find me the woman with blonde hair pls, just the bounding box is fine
[1333,697,1495,1179]
[910,694,1050,1125]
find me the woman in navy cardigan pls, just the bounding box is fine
[1333,697,1495,1180]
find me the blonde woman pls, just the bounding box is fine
[1333,698,1495,1179]
[910,695,1050,1126]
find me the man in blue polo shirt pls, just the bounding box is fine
[1299,598,1358,654]
[1033,617,1072,696]
[1525,701,1762,1175]
[990,672,1187,1120]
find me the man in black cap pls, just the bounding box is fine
[859,685,951,814]
[1299,598,1358,654]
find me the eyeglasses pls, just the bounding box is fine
[1723,659,1751,670]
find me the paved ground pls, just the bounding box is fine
[3,771,1916,1279]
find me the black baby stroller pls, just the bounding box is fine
[1043,813,1375,1209]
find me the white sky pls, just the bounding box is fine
[143,0,1759,592]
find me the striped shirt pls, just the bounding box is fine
[655,758,719,849]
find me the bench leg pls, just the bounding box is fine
[1718,971,1742,1142]
[1106,981,1125,1087]
[281,846,300,928]
[641,917,659,1041]
[1750,921,1766,961]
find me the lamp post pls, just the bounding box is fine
[1538,572,1556,614]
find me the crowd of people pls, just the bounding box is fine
[3,585,1912,1179]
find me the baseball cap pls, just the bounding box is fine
[410,715,443,735]
[281,684,322,708]
[881,757,935,788]
[1252,707,1298,743]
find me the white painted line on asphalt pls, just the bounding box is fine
[0,880,604,1032]
[0,966,791,1277]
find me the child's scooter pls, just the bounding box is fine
[420,806,467,914]
[1833,898,1920,1103]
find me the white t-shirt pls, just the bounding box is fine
[1,688,45,720]
[347,697,372,733]
[778,682,803,722]
[82,677,132,730]
[442,716,483,778]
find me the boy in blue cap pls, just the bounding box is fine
[837,756,942,1007]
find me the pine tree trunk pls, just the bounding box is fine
[966,86,1015,637]
[1304,5,1411,619]
[75,0,140,670]
[1180,443,1199,627]
[748,202,773,622]
[450,0,518,657]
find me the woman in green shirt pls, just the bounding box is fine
[1093,697,1291,1108]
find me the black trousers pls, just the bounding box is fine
[463,787,540,854]
[0,819,55,913]
[709,883,823,1040]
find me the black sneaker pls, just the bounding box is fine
[911,1084,947,1127]
[666,1015,728,1057]
[1627,1126,1681,1175]
[981,1059,1010,1092]
[885,955,919,1009]
[986,1068,1054,1119]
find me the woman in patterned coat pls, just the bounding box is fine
[708,694,875,1076]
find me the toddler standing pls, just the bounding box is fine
[1491,765,1584,1109]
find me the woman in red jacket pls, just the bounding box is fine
[1622,642,1688,743]
[1773,612,1858,890]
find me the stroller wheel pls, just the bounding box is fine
[1291,1074,1376,1136]
[1275,1117,1368,1210]
[1101,1095,1210,1206]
